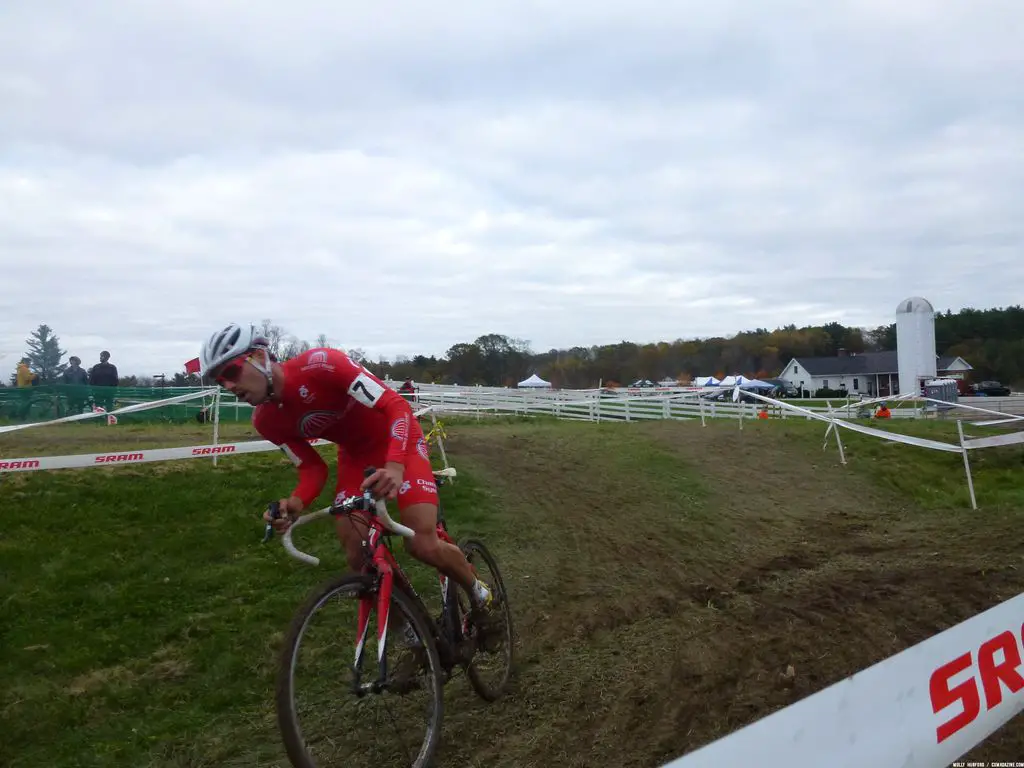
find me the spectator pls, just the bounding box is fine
[63,356,89,414]
[398,377,417,403]
[89,351,118,386]
[14,359,34,417]
[89,350,119,412]
[16,359,32,388]
[63,356,89,385]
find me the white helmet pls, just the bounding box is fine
[199,323,266,376]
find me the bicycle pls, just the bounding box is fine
[264,465,514,768]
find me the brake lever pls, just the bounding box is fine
[262,501,281,543]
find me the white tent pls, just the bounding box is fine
[517,373,551,388]
[694,376,720,386]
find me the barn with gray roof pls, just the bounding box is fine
[777,350,972,397]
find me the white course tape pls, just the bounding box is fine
[740,389,964,454]
[829,416,964,453]
[972,417,1024,427]
[931,397,1024,422]
[962,429,1024,451]
[663,590,1024,768]
[0,388,218,434]
[818,391,918,417]
[0,438,332,473]
[0,405,436,474]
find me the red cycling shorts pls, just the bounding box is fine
[332,433,438,512]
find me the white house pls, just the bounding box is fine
[778,350,972,397]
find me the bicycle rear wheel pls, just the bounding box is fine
[275,573,445,768]
[459,539,515,701]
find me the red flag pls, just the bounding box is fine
[184,357,201,375]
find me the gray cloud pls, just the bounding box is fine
[2,0,1023,378]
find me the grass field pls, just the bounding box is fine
[2,415,1024,766]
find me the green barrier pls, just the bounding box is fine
[0,384,264,426]
[0,385,215,425]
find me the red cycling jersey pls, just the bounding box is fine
[252,347,436,509]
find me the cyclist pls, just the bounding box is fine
[198,323,494,618]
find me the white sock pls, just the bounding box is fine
[471,579,491,606]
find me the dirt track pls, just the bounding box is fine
[430,419,1024,767]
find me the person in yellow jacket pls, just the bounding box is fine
[16,359,33,387]
[14,359,35,418]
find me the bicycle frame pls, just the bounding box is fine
[271,466,465,693]
[349,509,462,693]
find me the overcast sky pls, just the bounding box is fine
[2,1,1022,378]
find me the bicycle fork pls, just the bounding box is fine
[351,562,396,696]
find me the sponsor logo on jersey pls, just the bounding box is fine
[391,417,408,441]
[416,437,429,460]
[301,362,335,372]
[299,411,340,437]
[300,350,335,372]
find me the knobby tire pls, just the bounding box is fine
[275,573,445,768]
[460,538,516,702]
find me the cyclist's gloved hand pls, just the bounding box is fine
[360,462,405,500]
[264,496,304,533]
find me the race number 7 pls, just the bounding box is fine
[348,371,386,407]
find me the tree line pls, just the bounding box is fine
[369,306,1024,389]
[7,305,1023,390]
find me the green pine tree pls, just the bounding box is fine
[24,324,67,384]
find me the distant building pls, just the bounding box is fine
[779,295,973,397]
[778,350,972,397]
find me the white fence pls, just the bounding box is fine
[382,381,1024,426]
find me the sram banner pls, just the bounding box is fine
[662,591,1024,768]
[0,439,331,473]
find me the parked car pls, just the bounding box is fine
[971,380,1011,397]
[762,378,798,397]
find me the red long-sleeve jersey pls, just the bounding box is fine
[252,347,417,507]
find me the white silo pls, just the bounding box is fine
[896,296,937,396]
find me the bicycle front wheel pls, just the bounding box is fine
[275,573,445,768]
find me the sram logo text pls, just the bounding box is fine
[94,453,144,464]
[930,625,1024,743]
[0,459,40,470]
[191,446,236,456]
